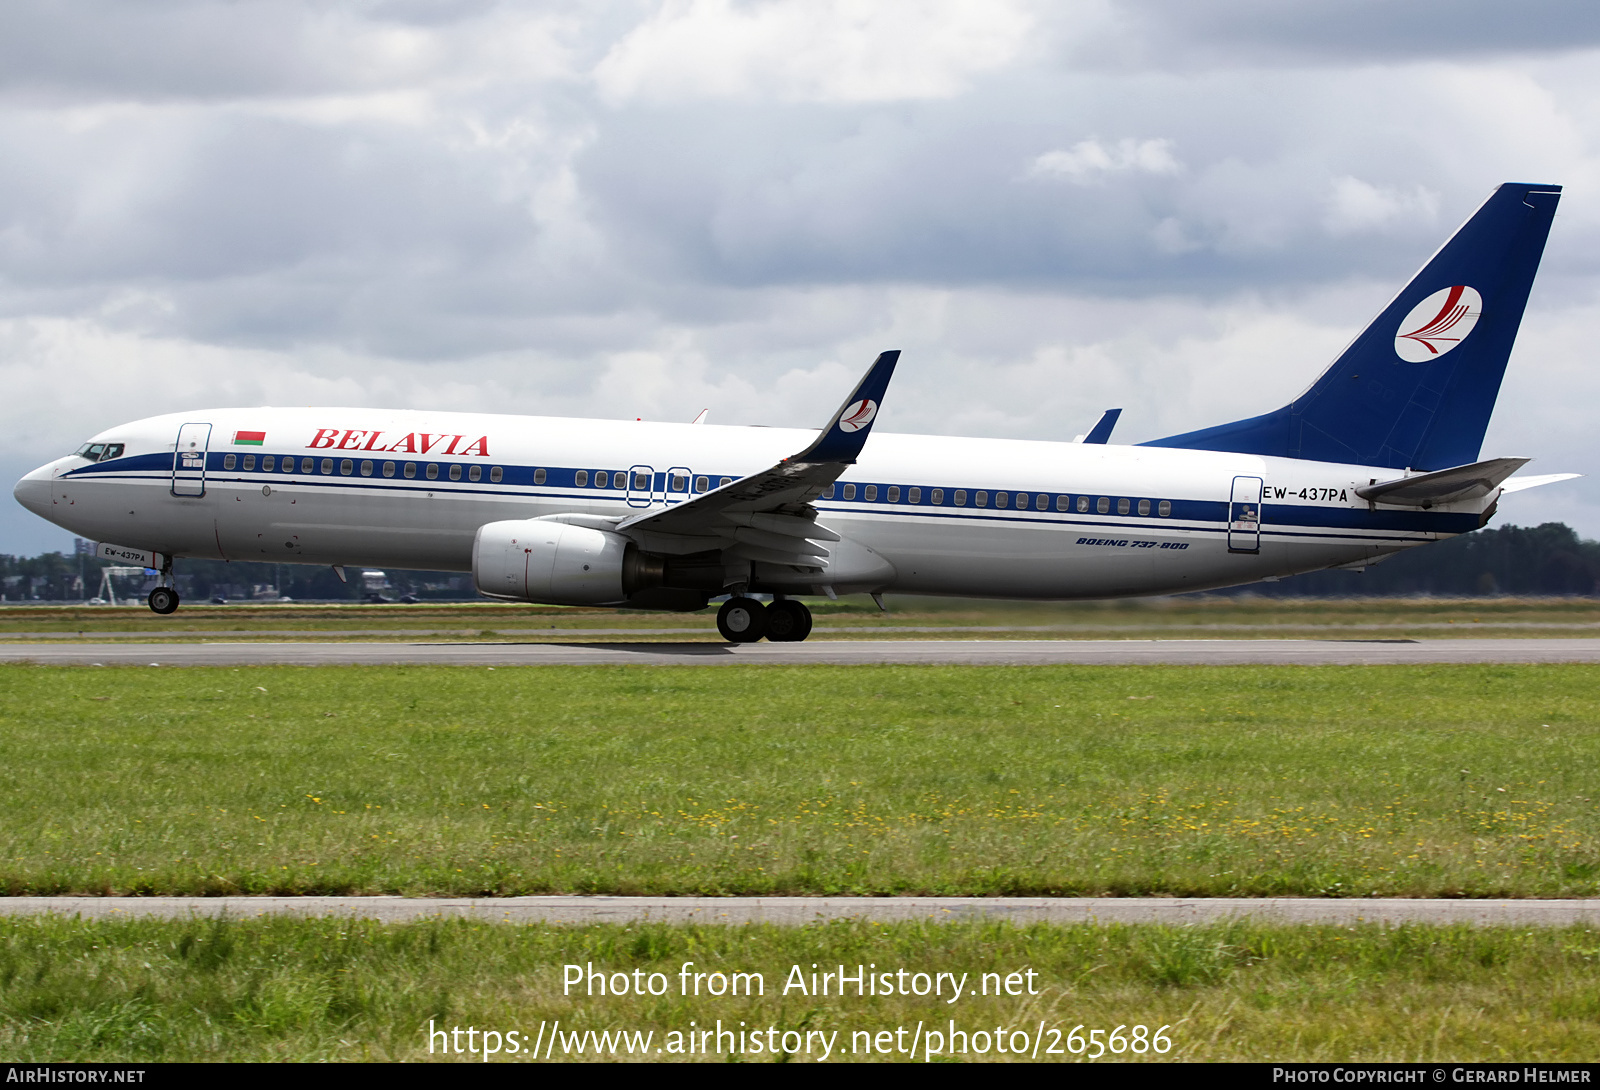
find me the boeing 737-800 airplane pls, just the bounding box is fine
[13,183,1579,641]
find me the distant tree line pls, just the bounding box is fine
[1218,522,1600,597]
[0,542,471,603]
[2,522,1598,602]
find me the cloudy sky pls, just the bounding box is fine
[5,0,1600,554]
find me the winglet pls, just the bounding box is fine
[1082,408,1122,445]
[791,351,900,464]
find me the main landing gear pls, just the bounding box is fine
[147,586,180,615]
[716,597,813,643]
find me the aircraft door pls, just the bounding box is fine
[171,423,212,497]
[665,466,692,505]
[626,464,654,509]
[1228,475,1263,553]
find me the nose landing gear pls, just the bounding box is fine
[147,555,179,615]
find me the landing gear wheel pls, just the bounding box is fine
[717,597,768,642]
[148,587,180,615]
[765,599,813,642]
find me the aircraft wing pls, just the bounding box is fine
[614,350,899,564]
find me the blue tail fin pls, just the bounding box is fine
[1143,183,1560,470]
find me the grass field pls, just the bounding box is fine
[1,916,1596,1062]
[2,596,1600,640]
[2,663,1597,897]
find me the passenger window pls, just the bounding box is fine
[931,489,943,504]
[1096,497,1109,514]
[594,470,608,487]
[424,464,437,480]
[1077,496,1089,513]
[696,476,709,492]
[532,468,546,484]
[263,455,275,471]
[909,487,921,504]
[614,473,626,489]
[223,454,237,470]
[295,457,307,473]
[633,472,650,489]
[1137,499,1150,516]
[719,477,732,487]
[887,486,900,502]
[321,459,333,474]
[404,463,417,478]
[575,470,588,487]
[672,475,687,491]
[243,455,256,471]
[1056,495,1069,512]
[995,492,1008,509]
[448,465,462,481]
[1117,498,1130,515]
[864,485,878,501]
[490,466,503,483]
[954,490,966,506]
[469,465,481,482]
[341,459,354,475]
[843,483,856,500]
[976,491,988,507]
[1158,500,1171,517]
[1036,494,1048,511]
[383,461,395,477]
[360,460,373,476]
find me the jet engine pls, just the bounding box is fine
[472,519,663,605]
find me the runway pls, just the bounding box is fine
[2,637,1600,666]
[3,896,1597,926]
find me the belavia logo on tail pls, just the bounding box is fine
[1394,285,1482,362]
[837,399,878,433]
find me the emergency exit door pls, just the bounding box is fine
[1228,475,1263,553]
[171,422,212,497]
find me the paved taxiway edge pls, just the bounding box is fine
[3,897,1599,926]
[4,637,1600,666]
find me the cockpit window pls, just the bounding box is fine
[73,442,124,462]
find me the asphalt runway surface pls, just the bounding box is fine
[2,637,1600,666]
[2,897,1597,926]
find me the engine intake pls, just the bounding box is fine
[473,520,661,605]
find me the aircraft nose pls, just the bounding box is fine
[13,460,60,518]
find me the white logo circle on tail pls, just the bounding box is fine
[1394,285,1482,363]
[837,398,878,433]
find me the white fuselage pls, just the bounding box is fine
[15,406,1486,599]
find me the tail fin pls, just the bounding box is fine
[1143,183,1561,470]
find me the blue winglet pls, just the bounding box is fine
[1082,408,1122,444]
[794,350,900,464]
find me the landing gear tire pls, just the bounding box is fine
[148,587,180,615]
[765,599,813,642]
[717,597,768,642]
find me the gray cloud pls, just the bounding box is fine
[3,1,1599,553]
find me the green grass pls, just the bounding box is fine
[1,664,1598,897]
[2,596,1599,640]
[1,916,1596,1061]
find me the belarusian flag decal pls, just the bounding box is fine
[233,430,266,446]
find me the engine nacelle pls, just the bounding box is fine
[473,520,660,605]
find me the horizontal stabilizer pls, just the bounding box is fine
[1356,457,1528,507]
[1500,472,1582,495]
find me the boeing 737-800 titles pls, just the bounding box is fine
[12,183,1580,642]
